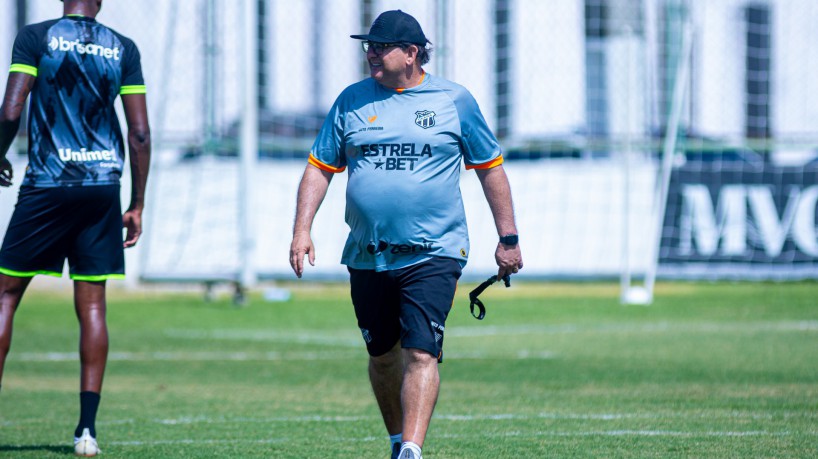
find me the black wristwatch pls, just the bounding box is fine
[499,234,519,246]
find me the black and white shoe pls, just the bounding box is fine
[73,428,100,457]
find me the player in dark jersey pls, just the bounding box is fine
[0,0,150,456]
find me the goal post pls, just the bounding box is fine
[640,22,693,304]
[239,0,259,294]
[622,20,694,305]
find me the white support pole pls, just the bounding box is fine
[620,26,636,304]
[643,23,694,300]
[204,0,218,153]
[136,1,179,287]
[239,0,259,290]
[435,0,450,79]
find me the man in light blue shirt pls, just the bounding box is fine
[290,10,523,459]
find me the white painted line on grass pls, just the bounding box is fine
[12,350,362,362]
[4,412,816,430]
[11,349,557,362]
[155,415,372,425]
[447,320,818,337]
[437,413,635,421]
[160,321,818,347]
[145,413,638,426]
[163,329,361,347]
[101,429,801,447]
[3,429,807,450]
[110,438,291,446]
[434,429,801,439]
[127,411,817,426]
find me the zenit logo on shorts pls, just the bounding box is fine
[9,15,146,188]
[310,73,503,272]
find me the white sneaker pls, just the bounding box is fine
[73,428,100,457]
[398,447,422,459]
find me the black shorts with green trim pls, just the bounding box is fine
[0,185,125,281]
[348,256,462,362]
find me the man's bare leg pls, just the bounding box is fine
[0,274,32,389]
[369,341,404,435]
[73,280,108,440]
[400,348,440,448]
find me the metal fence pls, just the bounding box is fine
[2,0,817,292]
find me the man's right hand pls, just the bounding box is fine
[289,231,316,278]
[0,157,13,187]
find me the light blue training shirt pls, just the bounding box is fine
[309,73,504,271]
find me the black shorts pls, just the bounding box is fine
[349,256,462,361]
[0,185,125,280]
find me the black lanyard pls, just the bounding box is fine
[467,274,511,320]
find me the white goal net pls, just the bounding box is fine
[1,0,817,300]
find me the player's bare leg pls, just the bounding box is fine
[0,274,32,388]
[72,280,107,456]
[369,341,404,435]
[74,280,108,393]
[400,347,440,448]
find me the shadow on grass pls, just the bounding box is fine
[0,444,73,454]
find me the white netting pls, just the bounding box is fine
[0,0,816,287]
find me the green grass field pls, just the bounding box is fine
[0,280,816,458]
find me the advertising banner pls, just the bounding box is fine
[660,159,818,279]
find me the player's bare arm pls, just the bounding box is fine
[121,93,151,248]
[290,164,333,277]
[475,165,523,279]
[0,73,35,187]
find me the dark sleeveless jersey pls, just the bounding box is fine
[9,15,145,188]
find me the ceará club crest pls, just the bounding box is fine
[414,110,436,129]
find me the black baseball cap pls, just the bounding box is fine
[350,10,428,45]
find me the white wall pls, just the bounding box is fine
[131,157,657,282]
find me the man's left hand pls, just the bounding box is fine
[495,242,523,280]
[123,209,143,248]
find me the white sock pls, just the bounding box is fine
[390,433,402,450]
[400,441,422,458]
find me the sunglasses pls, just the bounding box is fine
[361,41,406,55]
